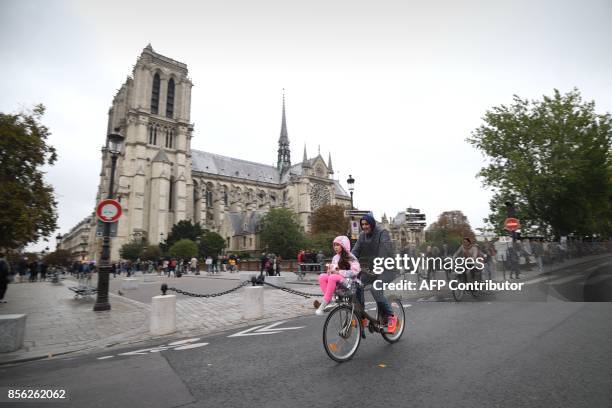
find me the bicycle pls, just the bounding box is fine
[322,282,406,362]
[450,268,482,301]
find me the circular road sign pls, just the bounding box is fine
[96,199,122,223]
[504,217,520,232]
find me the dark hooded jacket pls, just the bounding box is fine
[351,214,394,274]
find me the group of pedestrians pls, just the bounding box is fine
[260,253,282,276]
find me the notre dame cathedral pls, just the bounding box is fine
[61,45,351,261]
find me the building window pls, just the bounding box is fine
[168,177,174,211]
[249,237,253,247]
[206,191,213,207]
[166,78,175,118]
[148,124,158,145]
[243,237,246,248]
[223,190,228,206]
[151,73,160,114]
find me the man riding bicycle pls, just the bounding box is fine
[352,214,398,333]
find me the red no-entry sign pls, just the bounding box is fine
[96,199,122,223]
[504,217,520,232]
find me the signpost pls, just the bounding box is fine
[96,199,122,223]
[504,217,520,232]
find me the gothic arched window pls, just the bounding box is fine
[206,191,213,207]
[166,78,175,118]
[168,176,175,211]
[148,124,158,145]
[151,73,160,114]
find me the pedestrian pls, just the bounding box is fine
[205,256,213,275]
[190,256,198,275]
[260,252,268,277]
[316,251,324,273]
[212,256,218,274]
[275,255,282,276]
[315,236,360,315]
[0,252,11,303]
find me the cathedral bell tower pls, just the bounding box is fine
[95,44,194,260]
[277,90,291,175]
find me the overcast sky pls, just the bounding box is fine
[1,0,611,251]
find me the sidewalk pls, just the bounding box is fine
[0,273,316,365]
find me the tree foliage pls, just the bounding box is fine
[140,245,162,261]
[303,232,336,257]
[198,231,226,258]
[119,240,147,261]
[260,208,304,259]
[161,220,205,252]
[426,211,475,250]
[0,104,58,249]
[169,239,198,259]
[43,249,73,267]
[467,89,612,238]
[311,204,349,235]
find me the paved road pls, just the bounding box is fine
[2,302,611,406]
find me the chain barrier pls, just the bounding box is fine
[261,280,321,298]
[160,275,321,299]
[161,280,251,298]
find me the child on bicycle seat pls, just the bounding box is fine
[315,236,361,315]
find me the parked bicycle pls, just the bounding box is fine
[322,282,406,362]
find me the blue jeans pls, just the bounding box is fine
[357,270,394,317]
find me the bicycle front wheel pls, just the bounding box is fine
[323,305,361,362]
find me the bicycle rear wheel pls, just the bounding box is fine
[451,272,465,301]
[323,305,361,362]
[381,296,406,343]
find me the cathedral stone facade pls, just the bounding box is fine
[61,46,351,261]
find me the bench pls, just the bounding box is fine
[68,285,98,299]
[295,263,324,280]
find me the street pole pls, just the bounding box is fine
[94,134,123,311]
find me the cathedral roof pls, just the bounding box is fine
[191,149,350,198]
[192,150,280,183]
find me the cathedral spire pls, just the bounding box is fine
[328,152,334,174]
[277,89,291,173]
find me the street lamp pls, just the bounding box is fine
[94,132,124,312]
[55,233,63,250]
[346,174,355,210]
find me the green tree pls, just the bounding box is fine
[467,89,612,238]
[43,249,73,267]
[260,208,304,259]
[140,245,162,261]
[198,231,226,258]
[311,204,349,235]
[303,232,335,257]
[0,104,58,249]
[119,240,146,261]
[161,220,205,252]
[169,239,198,259]
[426,211,475,251]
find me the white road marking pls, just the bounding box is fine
[97,356,114,360]
[173,342,209,350]
[168,338,201,346]
[228,321,305,337]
